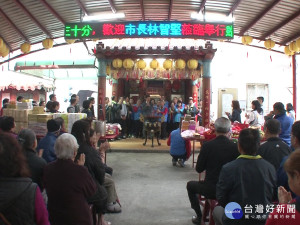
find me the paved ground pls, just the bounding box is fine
[109,138,201,153]
[105,152,199,225]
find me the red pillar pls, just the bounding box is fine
[97,59,106,120]
[202,78,211,127]
[201,60,212,127]
[192,80,198,107]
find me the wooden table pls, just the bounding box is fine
[183,135,205,168]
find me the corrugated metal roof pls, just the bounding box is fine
[0,0,300,55]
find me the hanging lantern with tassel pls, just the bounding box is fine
[264,39,275,50]
[289,41,300,53]
[163,59,172,70]
[241,36,253,45]
[20,42,31,54]
[150,59,159,78]
[187,59,198,70]
[112,58,122,69]
[150,59,159,69]
[163,59,172,79]
[123,58,134,80]
[284,46,294,56]
[65,39,76,44]
[175,59,186,70]
[42,38,54,49]
[137,59,146,81]
[137,59,146,70]
[0,44,9,57]
[0,37,5,50]
[0,48,9,58]
[296,38,300,49]
[123,58,134,69]
[187,59,198,81]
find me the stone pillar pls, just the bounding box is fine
[202,60,212,127]
[97,59,106,121]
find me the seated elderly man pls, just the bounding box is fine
[258,119,292,171]
[186,117,239,224]
[43,133,97,225]
[214,129,277,225]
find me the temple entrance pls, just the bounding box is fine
[119,79,194,104]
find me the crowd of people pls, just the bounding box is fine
[0,116,121,225]
[184,102,299,225]
[0,92,299,225]
[105,95,201,140]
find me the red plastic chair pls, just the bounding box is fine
[201,199,218,225]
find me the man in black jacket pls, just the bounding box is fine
[186,117,239,224]
[214,128,277,225]
[258,119,292,171]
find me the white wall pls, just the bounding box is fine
[209,42,294,120]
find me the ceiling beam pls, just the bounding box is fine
[282,32,300,45]
[140,0,145,21]
[0,7,29,42]
[239,0,282,36]
[39,0,65,24]
[199,0,207,13]
[107,0,117,14]
[168,0,173,20]
[74,0,89,16]
[227,0,243,16]
[261,8,300,40]
[12,0,52,38]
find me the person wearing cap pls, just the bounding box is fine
[37,119,61,163]
[184,97,199,117]
[273,102,293,146]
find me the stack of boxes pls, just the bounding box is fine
[17,102,32,110]
[14,109,32,132]
[28,114,53,136]
[2,104,87,136]
[53,113,87,133]
[2,107,32,133]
